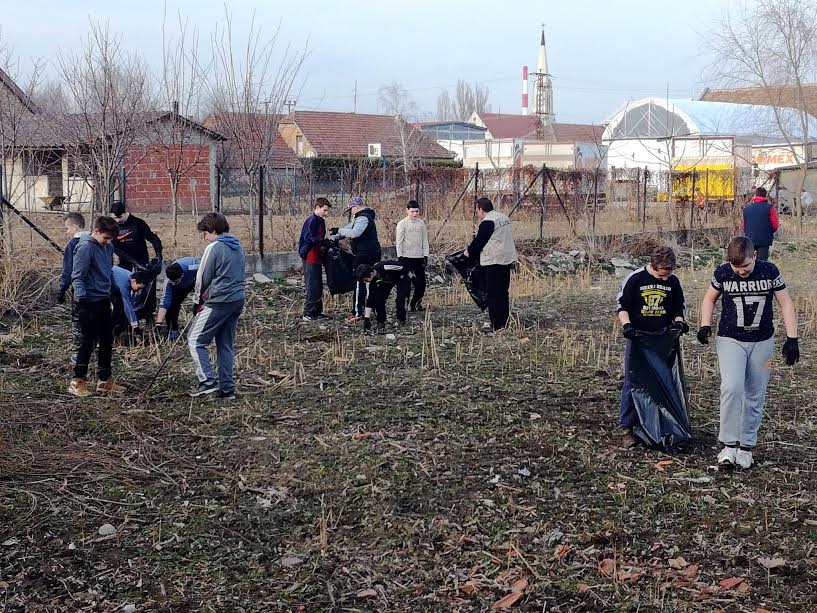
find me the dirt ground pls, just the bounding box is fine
[1,240,817,612]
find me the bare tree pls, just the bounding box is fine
[435,89,454,122]
[55,21,154,218]
[0,36,45,252]
[151,11,209,248]
[453,79,490,122]
[378,81,421,184]
[706,0,817,228]
[204,10,307,252]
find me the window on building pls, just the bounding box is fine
[296,135,304,155]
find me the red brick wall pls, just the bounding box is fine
[124,144,211,212]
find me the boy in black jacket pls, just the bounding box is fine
[110,201,162,322]
[356,260,413,332]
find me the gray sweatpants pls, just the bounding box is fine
[715,335,775,447]
[188,300,244,392]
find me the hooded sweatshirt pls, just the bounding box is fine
[193,234,246,305]
[60,230,90,294]
[111,266,138,326]
[113,213,163,269]
[160,257,200,309]
[71,234,114,301]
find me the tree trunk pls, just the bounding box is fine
[171,178,179,250]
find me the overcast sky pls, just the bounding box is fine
[3,0,735,124]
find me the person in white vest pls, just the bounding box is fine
[463,197,518,330]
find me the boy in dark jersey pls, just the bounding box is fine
[355,260,414,333]
[616,246,688,447]
[697,236,799,469]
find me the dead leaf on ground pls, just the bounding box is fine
[510,577,528,592]
[460,581,478,595]
[491,591,523,610]
[757,556,786,570]
[356,588,377,599]
[737,582,753,595]
[669,556,689,569]
[576,583,592,592]
[685,564,700,577]
[618,571,641,584]
[719,577,744,589]
[599,558,617,577]
[655,460,673,472]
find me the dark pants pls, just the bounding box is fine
[111,290,130,337]
[74,299,113,381]
[303,261,324,316]
[352,252,381,317]
[484,264,512,330]
[755,245,770,261]
[619,339,636,428]
[369,278,410,324]
[71,300,83,352]
[165,286,193,331]
[400,257,426,308]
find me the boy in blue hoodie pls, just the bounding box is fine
[58,212,89,362]
[188,213,246,399]
[69,216,126,398]
[156,257,200,339]
[298,197,331,321]
[110,266,149,338]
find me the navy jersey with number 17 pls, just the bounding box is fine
[711,260,785,342]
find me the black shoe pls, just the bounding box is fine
[217,389,237,400]
[189,380,218,397]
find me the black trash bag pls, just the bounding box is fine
[628,328,693,451]
[446,250,487,311]
[132,257,163,316]
[324,243,356,295]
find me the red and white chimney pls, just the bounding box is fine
[522,65,529,115]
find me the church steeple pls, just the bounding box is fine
[534,25,554,128]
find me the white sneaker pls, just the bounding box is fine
[735,449,754,469]
[717,446,737,466]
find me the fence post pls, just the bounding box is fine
[471,162,480,223]
[642,168,648,231]
[690,169,697,231]
[592,169,598,238]
[0,165,4,246]
[258,165,265,258]
[215,167,222,212]
[119,166,127,205]
[539,163,546,240]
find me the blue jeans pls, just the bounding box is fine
[188,300,244,393]
[716,336,774,447]
[619,339,636,428]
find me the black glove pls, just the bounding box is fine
[669,321,690,335]
[57,290,66,304]
[697,325,712,345]
[363,317,372,331]
[622,323,637,340]
[782,337,800,366]
[329,227,339,235]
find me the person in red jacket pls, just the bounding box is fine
[741,187,779,260]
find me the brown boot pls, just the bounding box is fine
[97,379,126,394]
[68,378,92,397]
[621,429,638,448]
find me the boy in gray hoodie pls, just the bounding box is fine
[69,216,126,397]
[187,213,246,399]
